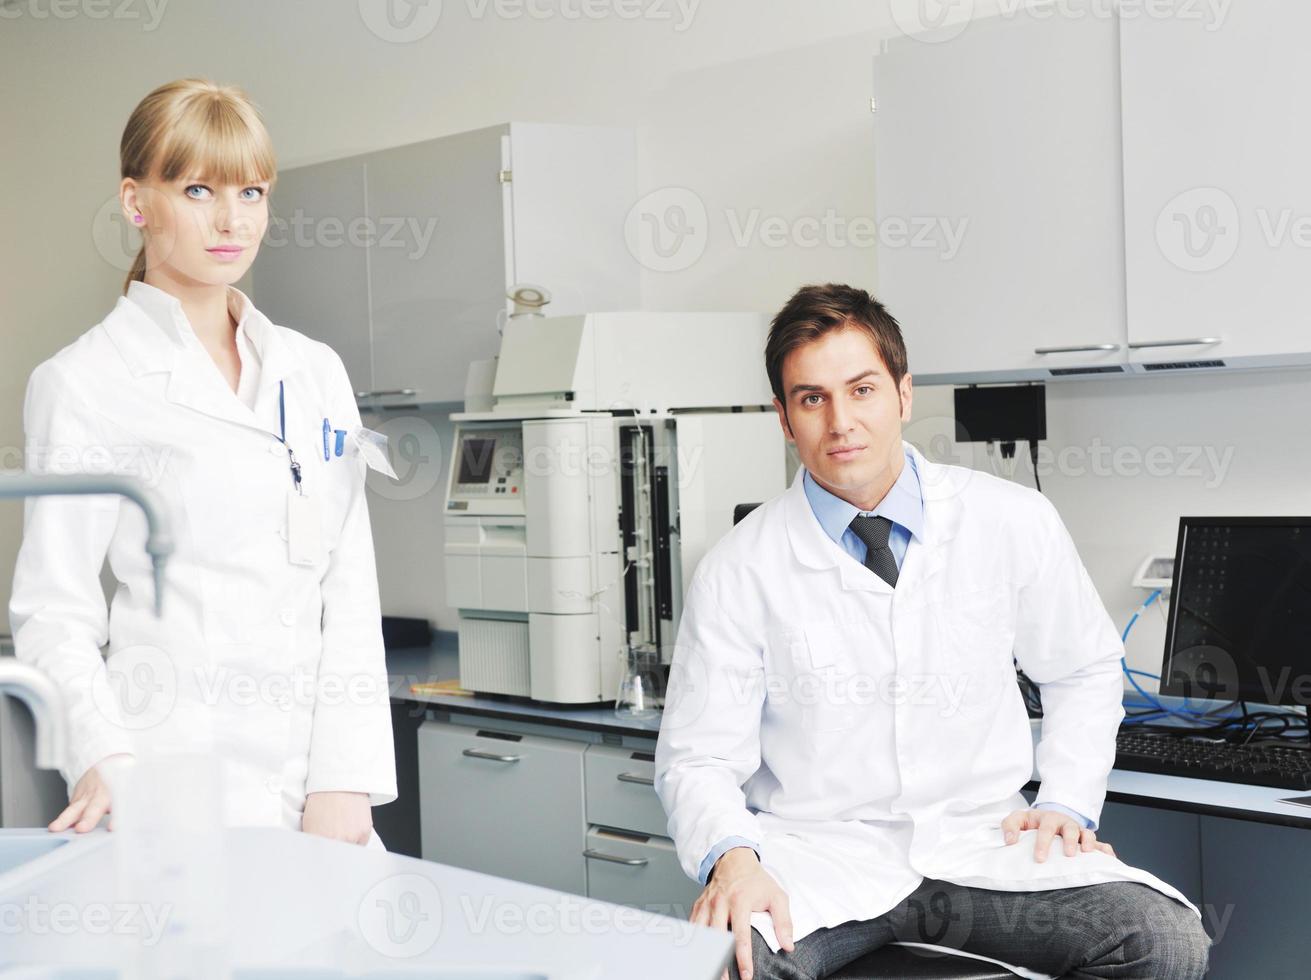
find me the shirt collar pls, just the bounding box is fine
[802,447,925,547]
[125,279,264,360]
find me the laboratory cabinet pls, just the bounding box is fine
[251,122,640,407]
[873,12,1127,383]
[417,716,701,917]
[1119,1,1311,371]
[417,719,588,895]
[874,2,1311,384]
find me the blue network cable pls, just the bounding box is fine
[1119,589,1234,725]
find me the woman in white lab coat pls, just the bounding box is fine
[8,78,396,845]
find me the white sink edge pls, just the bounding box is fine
[0,828,112,898]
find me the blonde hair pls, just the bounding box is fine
[120,78,277,293]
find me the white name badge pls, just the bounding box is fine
[287,490,324,566]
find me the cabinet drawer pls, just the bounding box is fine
[584,744,668,838]
[418,720,586,895]
[584,826,700,920]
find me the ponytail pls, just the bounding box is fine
[124,245,148,295]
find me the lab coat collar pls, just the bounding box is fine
[803,448,924,546]
[784,440,965,593]
[106,280,305,433]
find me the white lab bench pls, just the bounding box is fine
[390,642,1311,980]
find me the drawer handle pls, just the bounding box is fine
[583,849,649,867]
[1127,337,1222,349]
[617,771,655,786]
[462,748,522,763]
[1033,343,1121,354]
[355,388,418,398]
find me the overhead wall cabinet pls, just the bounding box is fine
[1118,3,1311,370]
[251,123,640,407]
[873,2,1311,384]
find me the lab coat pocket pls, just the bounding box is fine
[766,622,862,734]
[939,586,1016,717]
[310,443,363,554]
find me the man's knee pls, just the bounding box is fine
[1119,895,1211,980]
[727,927,820,980]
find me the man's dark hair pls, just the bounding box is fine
[764,283,909,408]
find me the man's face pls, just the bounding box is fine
[773,326,913,506]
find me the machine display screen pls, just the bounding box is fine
[458,438,496,484]
[1161,518,1311,706]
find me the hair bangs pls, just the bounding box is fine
[154,92,276,188]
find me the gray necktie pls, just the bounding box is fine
[849,515,899,587]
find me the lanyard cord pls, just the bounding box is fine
[276,380,303,494]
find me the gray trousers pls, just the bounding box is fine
[730,879,1210,980]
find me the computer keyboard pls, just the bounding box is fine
[1115,731,1311,789]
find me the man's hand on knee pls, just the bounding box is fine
[1001,808,1116,862]
[692,846,794,980]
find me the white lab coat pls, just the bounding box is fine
[9,284,397,836]
[655,442,1197,955]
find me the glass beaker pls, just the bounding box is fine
[615,643,665,718]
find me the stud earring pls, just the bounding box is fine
[133,214,144,224]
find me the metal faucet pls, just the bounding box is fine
[1,474,173,616]
[0,660,67,770]
[1,474,174,772]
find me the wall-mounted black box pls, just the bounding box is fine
[953,384,1047,445]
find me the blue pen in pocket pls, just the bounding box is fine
[334,429,347,457]
[322,418,331,461]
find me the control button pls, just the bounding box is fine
[511,487,518,493]
[279,609,297,626]
[497,477,506,483]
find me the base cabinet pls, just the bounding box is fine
[584,827,700,921]
[418,718,700,918]
[417,720,587,895]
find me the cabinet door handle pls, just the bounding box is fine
[1033,343,1121,354]
[462,748,522,763]
[617,771,655,786]
[583,849,649,867]
[1127,338,1222,349]
[355,388,418,398]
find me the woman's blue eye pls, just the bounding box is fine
[241,187,265,202]
[184,184,211,200]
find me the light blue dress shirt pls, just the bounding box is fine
[696,451,1090,885]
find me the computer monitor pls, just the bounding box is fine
[1161,517,1311,708]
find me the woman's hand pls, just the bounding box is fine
[302,790,372,845]
[49,753,133,833]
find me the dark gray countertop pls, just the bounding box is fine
[386,641,663,739]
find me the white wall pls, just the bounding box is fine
[2,1,1307,687]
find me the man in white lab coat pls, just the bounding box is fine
[654,284,1210,980]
